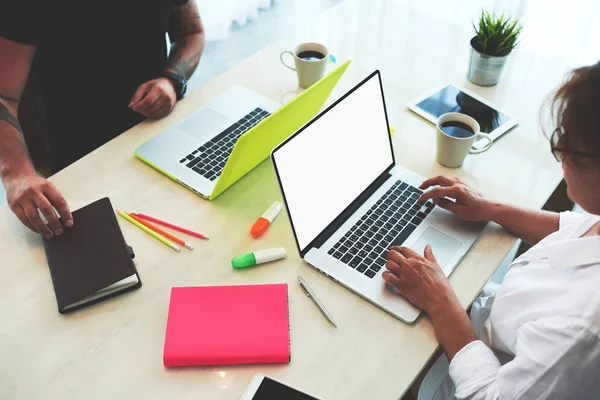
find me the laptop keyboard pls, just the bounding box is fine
[179,107,271,181]
[327,180,434,279]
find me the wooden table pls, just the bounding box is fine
[0,0,584,398]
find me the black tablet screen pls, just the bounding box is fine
[415,85,510,133]
[252,377,318,400]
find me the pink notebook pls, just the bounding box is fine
[163,284,290,367]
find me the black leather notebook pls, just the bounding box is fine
[42,197,141,313]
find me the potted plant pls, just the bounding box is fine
[467,10,523,86]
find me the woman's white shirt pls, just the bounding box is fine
[449,211,600,399]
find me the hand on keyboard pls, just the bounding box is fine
[419,175,491,222]
[382,245,454,314]
[328,180,435,279]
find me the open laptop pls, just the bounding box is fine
[271,71,485,323]
[135,61,351,200]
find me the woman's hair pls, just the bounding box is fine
[547,62,600,158]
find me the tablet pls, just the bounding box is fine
[406,84,518,149]
[240,374,319,400]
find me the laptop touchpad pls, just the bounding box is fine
[410,228,461,268]
[179,109,229,139]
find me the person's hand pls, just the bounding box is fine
[382,245,455,313]
[128,77,177,119]
[4,170,73,238]
[418,175,492,222]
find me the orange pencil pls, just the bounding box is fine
[128,213,194,250]
[132,211,208,239]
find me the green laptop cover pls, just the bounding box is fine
[209,60,351,200]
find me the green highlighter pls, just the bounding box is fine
[231,248,286,269]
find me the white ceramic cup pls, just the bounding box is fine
[436,112,492,168]
[280,43,329,89]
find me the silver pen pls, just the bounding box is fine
[298,276,337,328]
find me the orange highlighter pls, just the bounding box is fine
[251,201,283,238]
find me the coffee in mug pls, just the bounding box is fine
[439,121,476,138]
[296,50,326,61]
[280,43,330,89]
[436,113,492,168]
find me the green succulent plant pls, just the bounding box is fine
[473,10,523,57]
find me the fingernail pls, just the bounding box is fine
[45,233,53,239]
[55,228,63,235]
[65,219,73,227]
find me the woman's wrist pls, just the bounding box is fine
[426,287,462,319]
[484,200,509,225]
[427,292,478,360]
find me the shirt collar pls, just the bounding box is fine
[546,236,600,269]
[512,213,600,269]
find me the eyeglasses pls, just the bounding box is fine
[550,128,600,162]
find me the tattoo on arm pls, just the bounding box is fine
[169,49,201,80]
[0,101,23,134]
[167,1,204,80]
[0,93,19,102]
[169,2,202,40]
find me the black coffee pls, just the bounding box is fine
[440,121,475,138]
[297,50,325,61]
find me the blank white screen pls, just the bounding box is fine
[273,74,393,252]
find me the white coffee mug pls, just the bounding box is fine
[280,43,329,89]
[436,112,492,168]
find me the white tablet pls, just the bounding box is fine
[406,84,518,149]
[240,374,319,400]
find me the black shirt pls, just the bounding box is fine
[0,0,187,171]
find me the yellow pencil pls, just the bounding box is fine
[116,209,180,252]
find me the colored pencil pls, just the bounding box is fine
[132,212,208,239]
[116,209,180,252]
[128,212,193,250]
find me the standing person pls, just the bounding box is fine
[0,0,204,238]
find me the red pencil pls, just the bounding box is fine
[128,213,194,250]
[131,212,209,239]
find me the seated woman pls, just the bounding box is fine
[386,62,600,399]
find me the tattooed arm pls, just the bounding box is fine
[166,0,205,80]
[0,37,72,236]
[0,38,33,179]
[129,1,204,118]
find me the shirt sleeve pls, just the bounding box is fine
[449,317,600,399]
[171,0,189,7]
[559,210,585,230]
[0,1,44,44]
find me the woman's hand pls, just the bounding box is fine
[382,245,455,314]
[384,245,478,361]
[418,176,493,222]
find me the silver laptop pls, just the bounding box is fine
[134,61,350,200]
[271,71,485,323]
[135,86,281,199]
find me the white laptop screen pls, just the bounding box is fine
[273,73,394,253]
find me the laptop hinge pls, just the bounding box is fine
[301,165,393,258]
